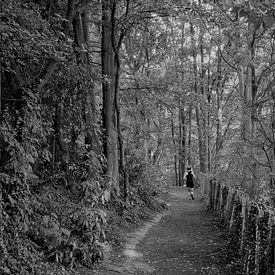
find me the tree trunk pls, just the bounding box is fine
[153,112,163,166]
[54,103,69,165]
[209,179,213,208]
[111,0,131,200]
[72,6,98,156]
[73,11,86,63]
[171,114,178,186]
[199,24,208,172]
[271,81,275,214]
[216,50,223,155]
[207,49,212,172]
[187,104,192,165]
[0,63,1,115]
[178,104,186,186]
[102,0,118,181]
[249,31,258,197]
[63,0,76,37]
[190,22,206,173]
[113,29,128,203]
[85,85,98,153]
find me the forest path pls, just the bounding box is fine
[81,186,226,275]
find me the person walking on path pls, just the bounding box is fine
[184,166,195,200]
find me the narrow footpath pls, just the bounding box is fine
[82,186,227,275]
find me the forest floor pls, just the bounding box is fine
[78,186,236,275]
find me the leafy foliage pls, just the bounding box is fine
[1,0,274,273]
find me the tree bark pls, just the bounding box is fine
[111,1,130,200]
[216,50,223,155]
[271,82,275,207]
[178,105,186,186]
[72,5,98,156]
[199,23,208,172]
[153,111,163,166]
[171,114,178,186]
[63,0,76,37]
[54,103,69,164]
[190,22,206,173]
[102,0,118,181]
[187,104,192,165]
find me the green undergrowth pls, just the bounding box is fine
[209,200,271,275]
[1,175,166,275]
[214,218,244,275]
[105,183,167,250]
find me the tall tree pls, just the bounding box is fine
[101,0,119,182]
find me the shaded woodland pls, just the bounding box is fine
[0,0,274,274]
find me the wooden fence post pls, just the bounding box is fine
[240,197,248,255]
[209,179,213,209]
[265,214,275,275]
[201,175,205,198]
[208,182,271,275]
[221,186,228,220]
[218,183,223,216]
[255,212,260,275]
[213,180,216,210]
[215,182,220,211]
[229,200,236,230]
[213,180,217,211]
[225,188,235,226]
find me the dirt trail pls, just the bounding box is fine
[81,186,225,275]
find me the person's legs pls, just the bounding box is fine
[190,188,194,200]
[187,187,194,200]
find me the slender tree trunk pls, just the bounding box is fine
[54,103,69,164]
[112,19,128,203]
[238,65,251,191]
[0,63,1,116]
[178,105,186,186]
[190,22,206,173]
[268,70,275,275]
[102,0,118,181]
[171,114,178,186]
[207,49,211,172]
[271,83,275,204]
[109,0,130,198]
[216,50,223,155]
[187,104,192,165]
[249,32,258,197]
[73,6,98,155]
[199,25,208,172]
[82,9,90,53]
[85,84,98,153]
[0,63,1,162]
[142,115,150,163]
[153,111,163,166]
[73,11,86,63]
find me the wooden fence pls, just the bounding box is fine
[204,179,275,275]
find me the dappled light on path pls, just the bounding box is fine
[86,186,226,275]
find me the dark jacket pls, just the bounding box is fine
[186,171,194,188]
